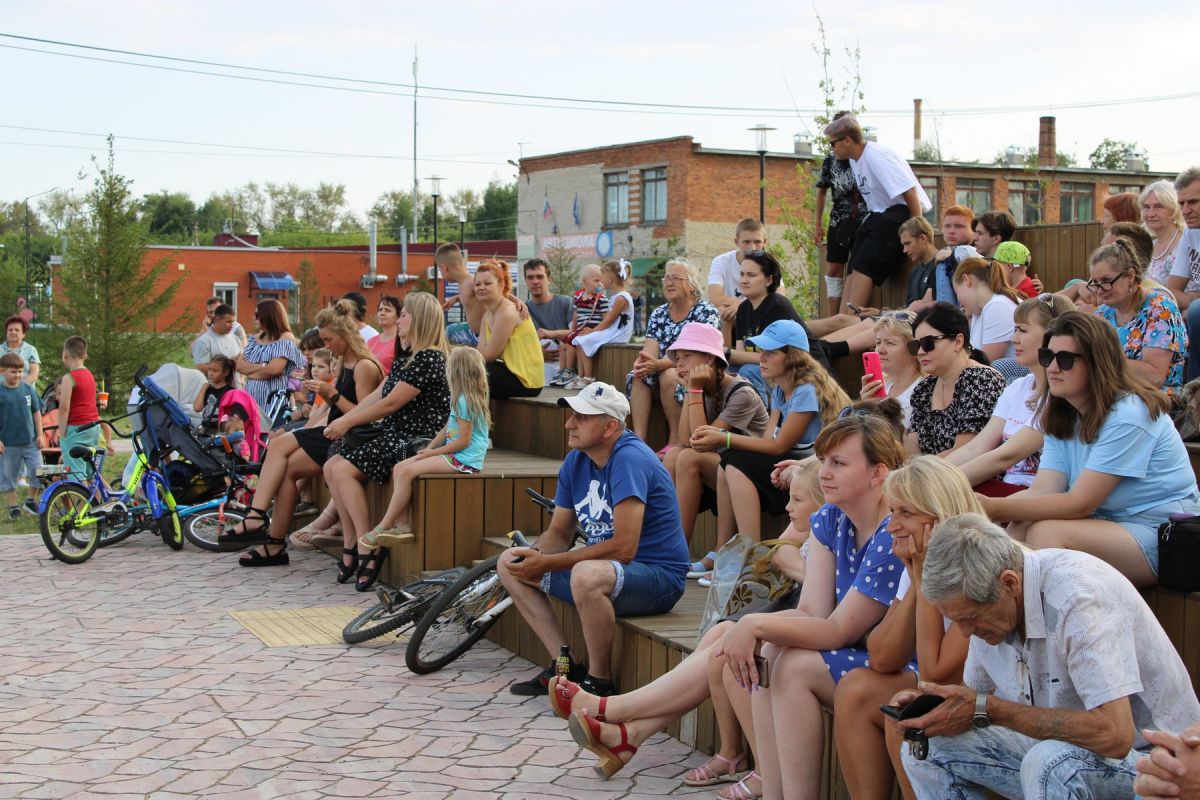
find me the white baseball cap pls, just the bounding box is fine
[557,382,630,421]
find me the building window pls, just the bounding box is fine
[605,172,629,226]
[213,282,237,312]
[919,176,939,225]
[955,178,993,216]
[1008,180,1042,226]
[1060,182,1095,222]
[1109,183,1144,197]
[642,167,667,223]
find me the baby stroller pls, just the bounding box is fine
[126,366,261,505]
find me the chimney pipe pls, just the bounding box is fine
[1038,116,1057,168]
[368,219,378,281]
[913,98,923,154]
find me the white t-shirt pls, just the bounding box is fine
[359,323,380,341]
[850,142,932,214]
[970,293,1017,359]
[1168,226,1200,293]
[885,379,917,429]
[988,374,1041,486]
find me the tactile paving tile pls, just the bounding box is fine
[228,606,361,647]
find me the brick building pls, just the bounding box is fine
[130,239,516,332]
[515,118,1173,285]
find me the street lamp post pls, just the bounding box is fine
[748,125,775,223]
[21,186,58,308]
[428,175,442,299]
[458,209,467,249]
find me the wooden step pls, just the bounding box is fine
[492,386,667,460]
[312,449,561,584]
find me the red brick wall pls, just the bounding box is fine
[140,247,436,331]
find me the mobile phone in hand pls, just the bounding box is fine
[880,693,945,721]
[862,352,887,398]
[754,654,770,688]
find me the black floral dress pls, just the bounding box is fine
[344,348,451,483]
[909,365,1006,455]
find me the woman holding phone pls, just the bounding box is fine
[860,311,922,428]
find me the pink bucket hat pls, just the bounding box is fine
[667,322,727,368]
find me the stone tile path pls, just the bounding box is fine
[0,534,713,798]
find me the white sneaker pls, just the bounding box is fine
[565,376,595,390]
[15,477,28,489]
[697,573,714,588]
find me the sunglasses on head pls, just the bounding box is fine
[905,334,951,355]
[1035,293,1061,319]
[1037,348,1082,370]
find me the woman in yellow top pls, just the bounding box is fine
[476,260,544,398]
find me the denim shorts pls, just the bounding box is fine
[1093,491,1200,576]
[540,560,684,617]
[0,444,41,492]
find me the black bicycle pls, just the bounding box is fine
[341,568,466,644]
[404,488,578,675]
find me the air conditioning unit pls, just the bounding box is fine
[426,266,440,280]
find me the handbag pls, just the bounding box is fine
[1157,514,1200,592]
[343,421,387,451]
[698,534,803,637]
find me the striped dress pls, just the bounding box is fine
[241,336,306,412]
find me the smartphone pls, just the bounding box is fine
[880,693,945,721]
[862,352,887,398]
[847,303,862,315]
[753,655,770,689]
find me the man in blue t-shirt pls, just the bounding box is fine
[499,382,689,698]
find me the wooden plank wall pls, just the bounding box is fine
[1142,587,1200,698]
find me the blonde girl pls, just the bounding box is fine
[364,347,492,547]
[569,259,635,388]
[952,257,1023,362]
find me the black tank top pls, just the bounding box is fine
[328,360,368,424]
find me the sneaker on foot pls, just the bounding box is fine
[8,506,20,520]
[697,572,714,588]
[15,476,29,489]
[21,500,37,515]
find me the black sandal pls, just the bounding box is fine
[336,548,359,584]
[355,547,389,592]
[238,538,288,567]
[218,507,272,551]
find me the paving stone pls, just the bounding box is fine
[0,534,706,798]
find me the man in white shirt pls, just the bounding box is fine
[191,304,243,372]
[1165,167,1200,381]
[824,115,931,315]
[707,217,768,329]
[895,514,1200,799]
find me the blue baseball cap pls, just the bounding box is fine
[746,320,809,352]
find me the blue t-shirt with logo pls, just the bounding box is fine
[555,430,689,585]
[771,382,823,452]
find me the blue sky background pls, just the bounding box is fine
[3,0,1196,216]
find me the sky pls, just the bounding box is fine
[3,0,1197,225]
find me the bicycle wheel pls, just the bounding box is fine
[405,556,506,674]
[39,483,100,564]
[343,576,455,645]
[183,509,245,552]
[153,483,183,551]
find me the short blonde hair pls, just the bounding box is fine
[874,311,916,342]
[789,459,824,506]
[883,455,983,522]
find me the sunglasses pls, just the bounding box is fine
[906,334,950,355]
[1036,293,1061,319]
[1037,348,1083,370]
[837,405,876,420]
[883,310,915,324]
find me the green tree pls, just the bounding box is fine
[302,182,348,232]
[37,189,86,236]
[542,244,580,296]
[473,180,517,240]
[1089,138,1145,170]
[141,191,197,239]
[56,138,190,399]
[296,258,321,329]
[371,190,415,239]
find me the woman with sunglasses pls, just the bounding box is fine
[861,311,922,428]
[979,311,1199,587]
[945,293,1074,497]
[904,302,1006,457]
[1088,237,1186,393]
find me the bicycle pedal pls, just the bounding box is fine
[374,586,394,612]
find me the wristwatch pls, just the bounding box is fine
[971,692,992,729]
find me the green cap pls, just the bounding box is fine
[993,241,1031,267]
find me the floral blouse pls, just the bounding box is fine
[1097,288,1187,392]
[645,300,721,352]
[909,366,1007,455]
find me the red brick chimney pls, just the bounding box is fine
[1037,116,1056,168]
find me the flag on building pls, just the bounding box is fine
[572,193,580,227]
[543,198,552,221]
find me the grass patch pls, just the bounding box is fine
[0,453,130,538]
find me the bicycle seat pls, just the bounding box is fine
[69,445,97,460]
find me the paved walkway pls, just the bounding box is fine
[0,534,712,799]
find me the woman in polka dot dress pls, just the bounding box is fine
[713,414,906,800]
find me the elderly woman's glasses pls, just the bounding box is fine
[1084,270,1130,293]
[661,274,687,284]
[905,335,950,355]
